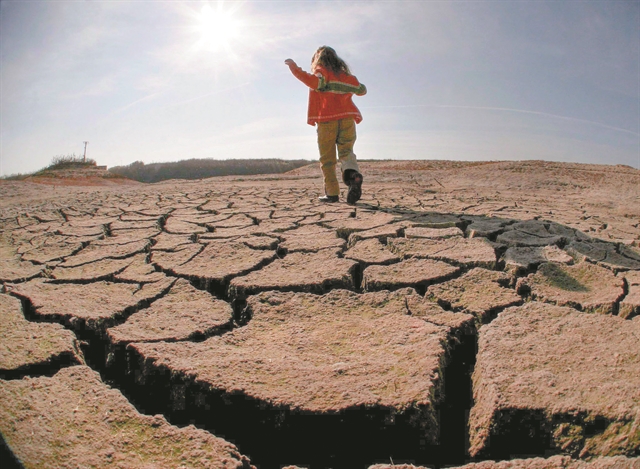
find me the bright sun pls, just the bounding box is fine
[196,3,241,52]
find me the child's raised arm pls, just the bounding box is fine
[285,58,322,90]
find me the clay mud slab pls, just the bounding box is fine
[405,226,463,239]
[279,229,346,253]
[60,239,149,267]
[403,292,475,329]
[566,240,640,272]
[200,200,232,211]
[119,213,160,222]
[151,242,203,270]
[0,366,253,469]
[426,268,522,322]
[20,239,84,264]
[619,270,640,319]
[228,249,356,299]
[363,258,459,292]
[151,232,193,251]
[497,229,563,247]
[312,205,355,223]
[469,302,640,459]
[325,211,398,237]
[56,223,106,237]
[194,213,243,225]
[97,227,161,244]
[464,217,512,239]
[388,237,498,269]
[65,216,118,227]
[51,256,134,281]
[546,222,590,241]
[236,235,280,250]
[107,279,232,344]
[129,289,472,443]
[516,262,624,314]
[164,216,207,234]
[207,213,255,229]
[169,242,277,286]
[272,209,310,219]
[201,225,260,239]
[0,241,43,282]
[503,245,573,275]
[254,218,299,234]
[344,238,401,265]
[111,219,159,230]
[402,212,461,228]
[114,253,167,283]
[9,278,175,332]
[0,293,83,377]
[347,224,404,246]
[384,455,640,468]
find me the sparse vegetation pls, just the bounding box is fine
[1,172,30,181]
[43,154,97,171]
[108,158,313,183]
[1,154,97,180]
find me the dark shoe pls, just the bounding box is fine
[346,171,363,204]
[318,195,339,203]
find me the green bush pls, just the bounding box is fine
[46,154,96,170]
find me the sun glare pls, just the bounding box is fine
[196,3,241,52]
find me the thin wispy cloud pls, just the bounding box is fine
[361,104,640,137]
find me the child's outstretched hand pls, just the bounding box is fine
[284,58,296,67]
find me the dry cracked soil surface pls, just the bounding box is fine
[1,160,640,469]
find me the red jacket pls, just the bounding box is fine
[288,63,367,126]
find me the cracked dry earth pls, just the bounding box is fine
[1,160,640,469]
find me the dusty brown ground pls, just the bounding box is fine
[1,160,639,469]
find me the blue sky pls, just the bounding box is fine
[1,0,639,176]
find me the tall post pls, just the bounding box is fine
[83,141,89,163]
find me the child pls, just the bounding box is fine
[285,46,367,204]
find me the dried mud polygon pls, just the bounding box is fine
[0,366,253,468]
[362,257,460,292]
[168,242,277,287]
[9,278,174,331]
[469,302,640,458]
[376,455,640,468]
[347,223,404,246]
[497,221,565,247]
[344,238,401,265]
[426,268,522,322]
[228,249,357,299]
[405,226,464,239]
[0,293,83,376]
[388,237,498,268]
[107,278,232,344]
[516,262,625,314]
[51,256,135,281]
[0,241,43,282]
[279,226,346,253]
[503,245,573,275]
[129,289,470,443]
[114,253,167,283]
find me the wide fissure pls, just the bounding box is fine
[95,329,478,469]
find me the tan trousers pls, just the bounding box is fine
[317,118,360,197]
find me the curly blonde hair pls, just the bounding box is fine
[311,46,351,75]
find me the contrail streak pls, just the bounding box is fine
[362,103,639,137]
[109,81,251,117]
